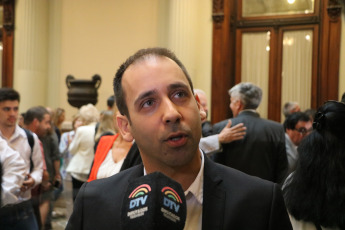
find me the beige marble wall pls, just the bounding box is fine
[16,1,344,120]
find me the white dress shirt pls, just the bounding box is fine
[0,138,26,206]
[199,135,222,156]
[285,133,298,175]
[183,151,204,230]
[0,125,43,201]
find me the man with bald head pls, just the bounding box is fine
[67,48,292,230]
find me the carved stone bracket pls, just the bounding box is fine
[327,0,342,21]
[212,0,224,26]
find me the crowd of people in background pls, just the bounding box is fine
[1,48,345,230]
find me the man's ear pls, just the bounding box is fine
[238,100,244,111]
[195,94,206,122]
[33,118,39,127]
[116,114,134,142]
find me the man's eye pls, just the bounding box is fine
[174,91,187,98]
[142,100,154,108]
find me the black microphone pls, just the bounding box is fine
[121,172,187,230]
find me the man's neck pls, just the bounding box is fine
[0,125,16,139]
[143,150,202,191]
[23,124,35,134]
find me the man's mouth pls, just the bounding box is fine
[165,133,188,147]
[169,135,183,141]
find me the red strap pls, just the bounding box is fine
[88,134,119,182]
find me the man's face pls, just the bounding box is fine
[36,114,51,137]
[287,120,313,146]
[118,56,202,171]
[0,100,19,128]
[229,94,241,117]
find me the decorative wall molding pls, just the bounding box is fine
[327,0,342,20]
[2,0,14,34]
[212,0,224,24]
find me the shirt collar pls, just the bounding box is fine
[0,125,25,141]
[184,150,204,205]
[239,109,258,115]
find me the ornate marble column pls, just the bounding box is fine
[168,0,198,81]
[13,0,49,111]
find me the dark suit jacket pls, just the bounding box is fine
[120,142,141,171]
[66,156,292,230]
[213,110,288,184]
[201,120,213,137]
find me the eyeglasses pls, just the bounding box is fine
[294,127,313,135]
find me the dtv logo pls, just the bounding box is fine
[129,195,148,209]
[163,197,180,212]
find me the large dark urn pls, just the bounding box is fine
[66,74,102,108]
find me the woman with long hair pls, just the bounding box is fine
[283,101,345,230]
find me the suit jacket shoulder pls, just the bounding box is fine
[212,119,229,134]
[66,165,144,230]
[203,157,292,230]
[213,111,287,184]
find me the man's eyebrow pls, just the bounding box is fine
[167,82,190,92]
[134,90,158,107]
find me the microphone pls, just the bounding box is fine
[121,172,187,230]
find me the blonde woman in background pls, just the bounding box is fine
[94,110,116,151]
[66,104,99,201]
[88,101,141,182]
[52,108,65,143]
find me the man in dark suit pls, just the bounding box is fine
[213,82,288,184]
[66,48,292,230]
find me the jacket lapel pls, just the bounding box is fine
[202,157,226,230]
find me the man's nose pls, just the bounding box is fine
[162,99,182,124]
[9,109,16,115]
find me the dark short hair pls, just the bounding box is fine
[24,106,49,125]
[283,112,310,131]
[341,92,345,103]
[0,88,20,102]
[113,47,194,120]
[107,95,115,108]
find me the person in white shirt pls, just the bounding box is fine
[0,88,43,230]
[0,137,26,207]
[66,103,99,201]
